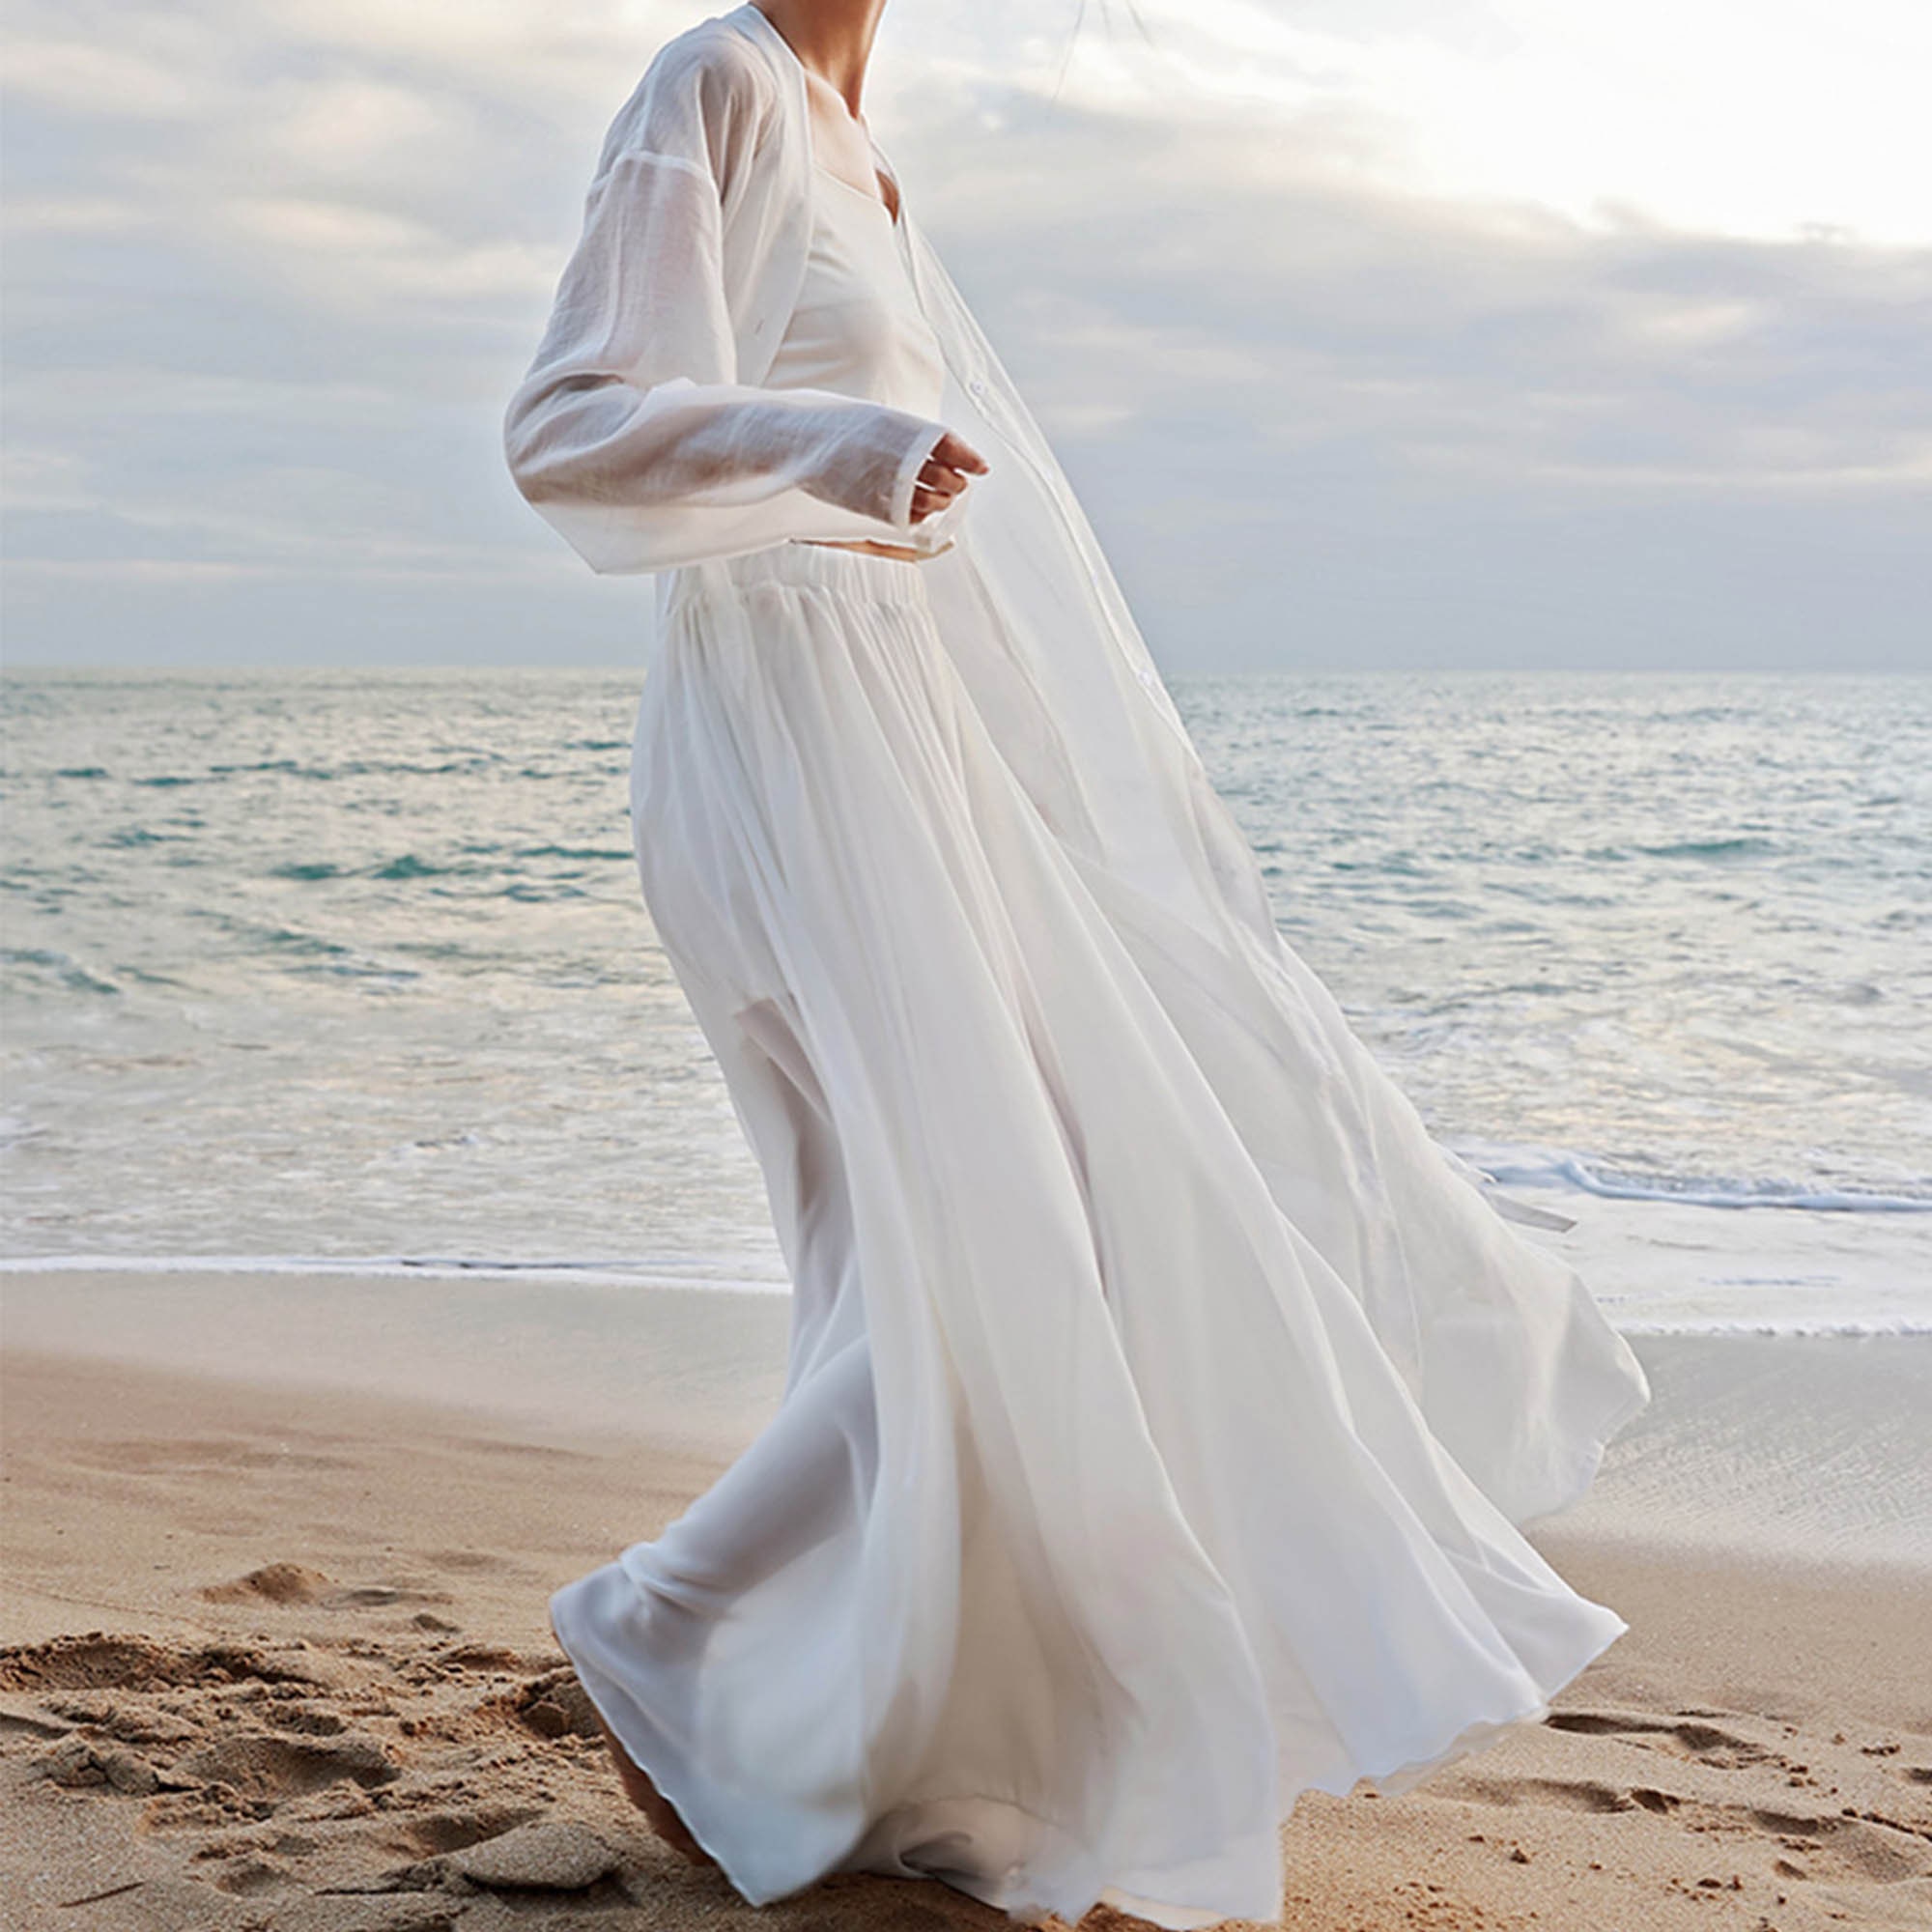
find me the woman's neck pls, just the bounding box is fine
[751,0,889,123]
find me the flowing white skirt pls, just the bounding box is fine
[549,539,1650,1930]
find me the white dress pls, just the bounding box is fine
[543,107,1648,1932]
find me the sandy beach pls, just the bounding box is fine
[3,1271,1929,1931]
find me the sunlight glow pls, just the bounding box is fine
[1038,0,1931,244]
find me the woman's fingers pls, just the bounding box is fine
[909,430,989,524]
[931,429,990,475]
[916,459,968,499]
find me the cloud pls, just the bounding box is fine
[3,0,1927,667]
[907,88,1932,488]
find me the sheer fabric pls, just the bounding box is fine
[502,22,955,567]
[764,162,947,414]
[504,0,1649,1535]
[509,6,1653,1926]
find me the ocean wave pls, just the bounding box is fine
[1450,1143,1932,1213]
[1633,836,1777,861]
[1612,1317,1932,1336]
[0,946,121,995]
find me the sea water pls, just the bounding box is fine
[3,668,1926,1329]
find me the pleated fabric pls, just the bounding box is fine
[547,538,1644,1929]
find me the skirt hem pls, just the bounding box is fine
[549,1544,1634,1931]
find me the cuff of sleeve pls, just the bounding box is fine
[900,477,972,555]
[886,420,950,531]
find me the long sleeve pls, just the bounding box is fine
[503,39,954,575]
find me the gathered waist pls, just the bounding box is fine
[662,540,934,625]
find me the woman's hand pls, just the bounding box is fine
[803,429,987,560]
[910,429,988,525]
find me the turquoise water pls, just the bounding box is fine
[3,668,1927,1310]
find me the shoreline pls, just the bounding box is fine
[9,1168,1929,1337]
[5,1266,1929,1569]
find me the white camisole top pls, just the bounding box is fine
[766,163,948,421]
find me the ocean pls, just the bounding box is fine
[4,667,1927,1330]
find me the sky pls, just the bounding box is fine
[3,0,1928,672]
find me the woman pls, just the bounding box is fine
[501,3,1653,1925]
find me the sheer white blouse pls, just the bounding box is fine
[501,26,960,572]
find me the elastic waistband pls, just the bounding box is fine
[663,540,932,622]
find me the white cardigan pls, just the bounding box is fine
[502,3,962,571]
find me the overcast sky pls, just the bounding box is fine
[4,0,1928,672]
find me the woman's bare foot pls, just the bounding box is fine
[588,1706,719,1869]
[548,1609,717,1869]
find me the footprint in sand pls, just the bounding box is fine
[1452,1774,1643,1814]
[376,1802,546,1859]
[1645,1792,1928,1888]
[1750,1808,1931,1884]
[26,1726,399,1823]
[1543,1706,1776,1770]
[0,1633,319,1694]
[166,1732,398,1805]
[435,1641,555,1674]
